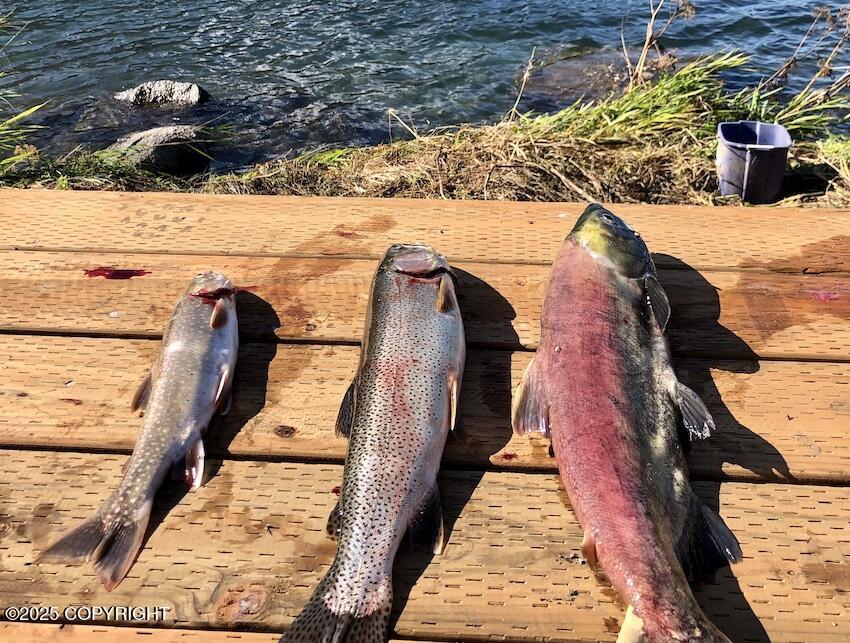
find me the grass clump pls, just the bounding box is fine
[205,51,849,204]
[3,3,849,205]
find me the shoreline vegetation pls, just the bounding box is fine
[1,4,849,205]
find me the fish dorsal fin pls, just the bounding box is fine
[676,381,715,445]
[511,357,550,437]
[408,486,445,555]
[130,372,152,414]
[210,298,229,329]
[326,500,343,541]
[435,273,458,313]
[335,379,356,438]
[185,437,205,490]
[644,275,670,333]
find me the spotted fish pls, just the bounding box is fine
[38,272,239,590]
[512,205,742,642]
[282,244,465,643]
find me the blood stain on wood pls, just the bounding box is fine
[274,425,297,438]
[213,583,269,623]
[84,267,151,279]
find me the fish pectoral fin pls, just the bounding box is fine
[130,372,152,414]
[511,357,550,437]
[325,500,343,541]
[616,605,647,643]
[214,365,232,412]
[408,486,446,555]
[448,368,463,439]
[185,437,205,490]
[435,273,458,313]
[210,298,229,329]
[581,528,600,573]
[334,378,356,438]
[644,275,670,333]
[676,381,716,444]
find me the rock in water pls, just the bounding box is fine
[114,80,209,107]
[108,125,210,175]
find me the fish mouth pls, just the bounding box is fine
[186,271,234,295]
[381,243,453,278]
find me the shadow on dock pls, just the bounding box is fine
[390,267,518,635]
[658,253,787,643]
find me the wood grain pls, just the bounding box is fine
[0,623,424,642]
[1,454,847,642]
[2,336,848,483]
[1,251,848,360]
[1,190,848,272]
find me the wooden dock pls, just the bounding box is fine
[0,189,848,642]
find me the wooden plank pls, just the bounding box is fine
[1,251,848,360]
[2,336,848,484]
[1,190,848,273]
[0,623,425,642]
[0,624,282,642]
[1,453,848,642]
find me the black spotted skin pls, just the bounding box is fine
[283,244,465,643]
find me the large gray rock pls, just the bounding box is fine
[108,125,210,175]
[114,80,210,107]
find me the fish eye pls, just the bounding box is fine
[601,213,615,224]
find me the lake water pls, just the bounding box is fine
[0,1,836,169]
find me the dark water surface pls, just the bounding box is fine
[0,1,834,169]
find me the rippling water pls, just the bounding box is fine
[0,0,833,169]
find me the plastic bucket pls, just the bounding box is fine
[716,120,792,204]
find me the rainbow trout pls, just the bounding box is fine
[39,272,239,590]
[513,205,742,642]
[282,244,465,643]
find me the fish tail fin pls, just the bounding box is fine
[616,605,648,643]
[617,604,731,643]
[281,564,391,643]
[679,499,743,582]
[38,501,151,592]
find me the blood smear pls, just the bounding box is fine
[84,267,150,279]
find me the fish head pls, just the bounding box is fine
[567,204,653,277]
[185,271,239,305]
[380,243,453,280]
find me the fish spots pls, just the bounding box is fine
[84,267,150,279]
[331,486,341,496]
[500,452,519,461]
[59,398,83,406]
[213,583,268,623]
[273,425,296,439]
